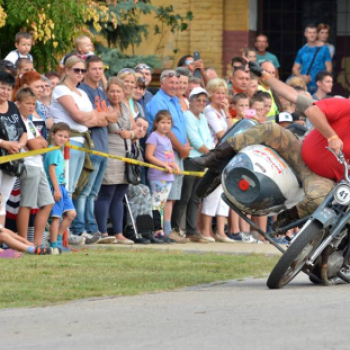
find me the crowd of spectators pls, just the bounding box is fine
[0,22,340,257]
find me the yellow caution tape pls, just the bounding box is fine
[0,146,60,164]
[68,144,205,177]
[0,144,206,177]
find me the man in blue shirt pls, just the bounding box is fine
[255,34,280,78]
[146,69,191,243]
[71,55,117,244]
[292,24,332,94]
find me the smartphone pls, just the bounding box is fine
[193,51,200,61]
[245,109,256,119]
[193,51,202,78]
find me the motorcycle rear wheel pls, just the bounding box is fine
[267,221,325,289]
[196,170,221,198]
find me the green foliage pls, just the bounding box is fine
[91,0,155,51]
[97,45,161,78]
[0,0,87,71]
[153,6,193,56]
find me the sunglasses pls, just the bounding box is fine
[118,68,136,75]
[71,68,87,74]
[135,65,151,70]
[162,72,180,78]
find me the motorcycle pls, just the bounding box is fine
[197,119,350,289]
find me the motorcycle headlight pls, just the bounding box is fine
[334,183,350,205]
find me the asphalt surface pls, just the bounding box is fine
[2,248,350,350]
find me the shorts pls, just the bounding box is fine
[51,184,75,218]
[167,151,184,201]
[20,165,54,208]
[201,185,229,217]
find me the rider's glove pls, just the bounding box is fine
[249,61,263,77]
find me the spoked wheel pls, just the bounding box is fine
[267,221,325,289]
[196,170,221,198]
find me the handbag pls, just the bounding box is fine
[118,123,141,185]
[0,119,24,177]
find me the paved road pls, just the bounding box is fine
[1,272,350,350]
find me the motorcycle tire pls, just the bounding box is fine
[267,221,325,289]
[196,170,221,198]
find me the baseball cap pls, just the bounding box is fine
[189,87,209,99]
[276,111,293,124]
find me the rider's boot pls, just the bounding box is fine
[272,206,300,231]
[190,141,236,170]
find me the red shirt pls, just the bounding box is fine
[302,98,350,182]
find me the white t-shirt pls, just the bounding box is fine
[22,118,43,168]
[4,50,33,65]
[50,85,92,144]
[204,105,228,145]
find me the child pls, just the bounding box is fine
[145,110,180,241]
[15,87,57,252]
[250,94,266,123]
[44,122,77,251]
[258,91,273,121]
[276,111,293,129]
[60,35,94,68]
[0,224,55,257]
[16,58,35,76]
[231,93,250,124]
[75,35,94,59]
[5,32,33,65]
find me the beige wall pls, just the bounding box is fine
[124,0,252,77]
[126,0,224,75]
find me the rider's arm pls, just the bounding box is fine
[305,105,343,153]
[246,59,299,104]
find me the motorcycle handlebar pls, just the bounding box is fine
[326,147,349,182]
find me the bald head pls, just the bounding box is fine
[261,61,276,77]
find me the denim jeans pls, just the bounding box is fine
[71,154,108,235]
[67,140,85,196]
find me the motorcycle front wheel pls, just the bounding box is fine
[267,221,325,289]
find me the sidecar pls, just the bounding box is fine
[222,144,305,216]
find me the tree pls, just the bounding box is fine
[0,0,192,72]
[0,0,115,71]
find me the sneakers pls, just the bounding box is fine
[81,232,101,245]
[68,231,85,246]
[34,247,61,255]
[241,232,258,244]
[169,229,190,244]
[228,232,243,241]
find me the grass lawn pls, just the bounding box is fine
[0,248,278,309]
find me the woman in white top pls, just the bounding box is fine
[202,78,233,243]
[50,56,99,195]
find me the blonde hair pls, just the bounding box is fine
[75,35,91,52]
[206,78,228,99]
[106,76,124,92]
[117,69,136,99]
[287,76,307,91]
[59,56,85,88]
